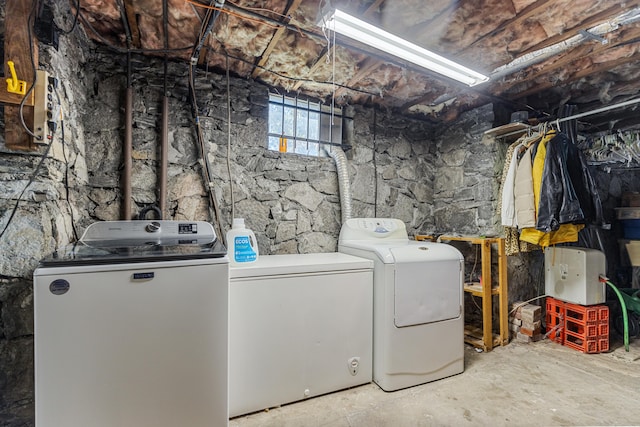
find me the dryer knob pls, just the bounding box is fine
[146,221,161,233]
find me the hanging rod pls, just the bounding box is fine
[488,97,640,140]
[554,97,640,123]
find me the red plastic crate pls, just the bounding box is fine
[598,322,609,337]
[565,318,599,338]
[546,297,565,315]
[545,297,609,353]
[545,312,564,344]
[545,297,565,344]
[564,301,608,324]
[564,334,609,354]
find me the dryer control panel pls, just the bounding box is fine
[339,218,409,241]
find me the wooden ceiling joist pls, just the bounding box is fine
[121,0,141,48]
[498,26,640,100]
[293,0,387,92]
[333,57,383,98]
[462,0,553,53]
[517,4,629,57]
[251,0,304,79]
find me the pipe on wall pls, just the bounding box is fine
[123,86,133,220]
[159,95,168,218]
[327,147,353,224]
[491,8,640,81]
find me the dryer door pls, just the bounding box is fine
[391,244,462,327]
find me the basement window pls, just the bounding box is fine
[268,93,342,157]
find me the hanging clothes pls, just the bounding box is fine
[559,104,604,227]
[497,135,541,256]
[514,142,537,228]
[500,133,540,227]
[500,142,523,227]
[536,132,585,231]
[520,130,584,247]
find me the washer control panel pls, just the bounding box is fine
[339,218,409,241]
[81,220,215,242]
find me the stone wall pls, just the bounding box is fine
[81,53,440,252]
[0,2,93,425]
[0,6,540,426]
[432,104,501,236]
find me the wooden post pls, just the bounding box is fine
[498,238,509,345]
[3,0,39,151]
[481,239,493,351]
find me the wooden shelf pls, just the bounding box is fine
[437,236,509,352]
[483,122,529,140]
[464,282,500,296]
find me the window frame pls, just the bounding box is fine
[268,93,345,157]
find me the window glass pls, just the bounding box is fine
[268,93,342,157]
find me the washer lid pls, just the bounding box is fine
[39,239,227,267]
[39,220,226,267]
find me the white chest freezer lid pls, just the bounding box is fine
[229,252,373,279]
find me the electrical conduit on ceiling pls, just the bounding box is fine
[490,7,640,81]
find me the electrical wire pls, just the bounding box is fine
[78,12,194,54]
[78,2,378,99]
[225,52,235,223]
[56,90,80,242]
[188,4,225,241]
[204,46,379,97]
[0,130,55,241]
[224,0,290,21]
[18,0,40,139]
[185,0,279,28]
[373,103,378,217]
[58,0,80,35]
[508,295,549,316]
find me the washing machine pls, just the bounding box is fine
[33,220,229,427]
[339,218,464,391]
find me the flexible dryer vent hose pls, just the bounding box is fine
[327,147,352,224]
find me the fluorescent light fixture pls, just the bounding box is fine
[320,9,489,87]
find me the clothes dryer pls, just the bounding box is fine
[339,218,464,391]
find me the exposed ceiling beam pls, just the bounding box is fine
[517,3,630,57]
[292,46,334,91]
[119,0,141,48]
[461,0,553,53]
[504,50,640,101]
[497,26,640,100]
[333,57,380,98]
[251,0,304,78]
[293,0,387,91]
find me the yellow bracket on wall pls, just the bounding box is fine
[6,60,27,95]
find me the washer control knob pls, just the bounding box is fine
[146,221,161,233]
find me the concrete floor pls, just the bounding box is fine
[230,338,640,426]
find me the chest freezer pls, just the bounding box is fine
[229,252,373,418]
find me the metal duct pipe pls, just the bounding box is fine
[123,86,133,220]
[491,8,640,81]
[327,147,352,224]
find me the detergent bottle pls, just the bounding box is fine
[226,218,259,267]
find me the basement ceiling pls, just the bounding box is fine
[76,0,640,132]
